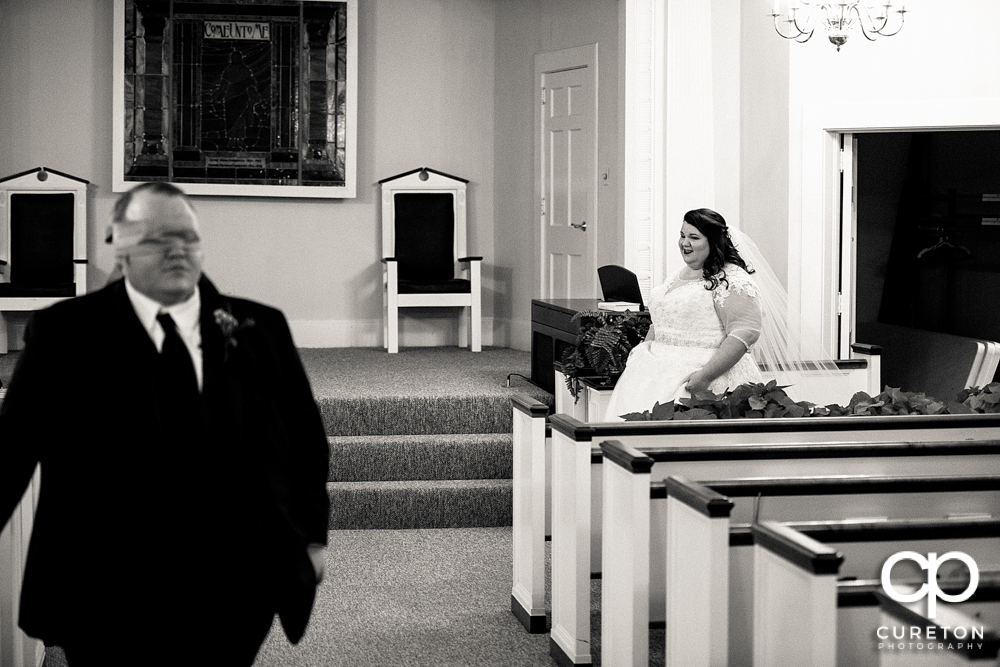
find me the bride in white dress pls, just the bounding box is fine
[604,209,765,420]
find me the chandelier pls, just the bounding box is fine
[771,1,907,51]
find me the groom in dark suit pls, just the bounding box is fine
[0,182,331,666]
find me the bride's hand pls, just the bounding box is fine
[684,370,710,393]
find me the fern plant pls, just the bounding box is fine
[560,309,651,401]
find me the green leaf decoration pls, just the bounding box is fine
[650,400,676,421]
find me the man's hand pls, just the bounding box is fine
[307,543,326,584]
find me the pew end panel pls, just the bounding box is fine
[549,426,596,665]
[752,521,843,667]
[510,395,550,633]
[757,519,1000,667]
[663,477,733,667]
[851,342,883,397]
[600,443,653,667]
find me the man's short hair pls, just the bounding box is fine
[112,182,193,225]
[110,183,197,254]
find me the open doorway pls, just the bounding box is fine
[852,130,1000,387]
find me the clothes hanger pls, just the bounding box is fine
[917,230,971,260]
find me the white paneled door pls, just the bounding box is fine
[537,46,598,300]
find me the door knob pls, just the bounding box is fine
[570,220,587,231]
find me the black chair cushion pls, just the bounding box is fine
[393,192,455,282]
[398,279,471,295]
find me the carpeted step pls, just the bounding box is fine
[297,347,551,436]
[326,479,512,529]
[316,393,545,437]
[328,433,512,482]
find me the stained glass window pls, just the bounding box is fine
[119,0,353,194]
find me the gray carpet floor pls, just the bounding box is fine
[0,346,549,403]
[40,527,660,666]
[254,527,556,667]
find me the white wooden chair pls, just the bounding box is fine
[0,167,89,353]
[379,167,481,354]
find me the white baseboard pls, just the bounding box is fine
[289,316,503,349]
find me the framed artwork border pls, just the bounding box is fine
[112,0,358,198]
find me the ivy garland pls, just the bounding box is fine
[620,381,1000,421]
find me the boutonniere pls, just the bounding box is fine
[214,307,255,360]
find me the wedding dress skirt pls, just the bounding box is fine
[603,268,763,421]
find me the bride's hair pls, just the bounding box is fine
[683,208,754,290]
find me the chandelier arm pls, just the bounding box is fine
[873,6,906,37]
[772,15,811,41]
[790,4,817,38]
[853,4,881,42]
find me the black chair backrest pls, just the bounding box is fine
[393,192,455,282]
[598,264,644,310]
[9,192,74,286]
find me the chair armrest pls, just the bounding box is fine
[381,257,397,263]
[851,342,883,356]
[0,259,7,266]
[458,256,483,262]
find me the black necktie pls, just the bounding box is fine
[157,312,199,399]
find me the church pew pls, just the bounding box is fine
[838,574,1000,666]
[545,412,1000,666]
[512,343,879,637]
[857,322,1000,400]
[600,464,1000,667]
[753,518,1000,667]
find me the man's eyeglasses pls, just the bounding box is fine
[128,235,202,257]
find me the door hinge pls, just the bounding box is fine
[837,293,849,315]
[839,149,845,173]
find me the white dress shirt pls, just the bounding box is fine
[124,280,204,392]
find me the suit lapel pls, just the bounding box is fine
[198,276,249,449]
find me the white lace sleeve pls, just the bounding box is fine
[712,266,762,349]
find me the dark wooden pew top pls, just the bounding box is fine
[552,411,1000,440]
[601,438,1000,472]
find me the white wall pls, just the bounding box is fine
[736,0,1000,354]
[493,0,620,350]
[0,0,496,349]
[739,2,791,286]
[785,0,1000,353]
